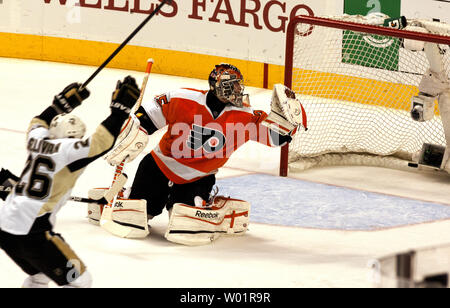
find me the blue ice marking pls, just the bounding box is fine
[216,174,450,230]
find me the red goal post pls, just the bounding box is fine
[280,14,450,177]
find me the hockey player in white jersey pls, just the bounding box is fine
[0,76,141,288]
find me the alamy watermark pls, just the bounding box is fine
[66,0,82,24]
[169,115,283,160]
[66,259,82,283]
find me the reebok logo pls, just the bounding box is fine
[195,210,219,220]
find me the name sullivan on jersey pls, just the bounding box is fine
[27,138,61,155]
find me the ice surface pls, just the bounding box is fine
[218,174,450,230]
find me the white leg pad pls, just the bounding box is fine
[101,199,149,239]
[86,174,128,226]
[87,188,108,226]
[165,196,251,246]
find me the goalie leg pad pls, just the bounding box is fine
[86,174,128,226]
[101,199,149,239]
[165,196,250,246]
[87,188,108,226]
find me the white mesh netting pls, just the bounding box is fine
[287,15,450,171]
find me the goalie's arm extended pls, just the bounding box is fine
[259,84,308,146]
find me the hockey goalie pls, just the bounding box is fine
[88,63,307,245]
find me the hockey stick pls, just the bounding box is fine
[100,59,153,238]
[70,173,128,205]
[70,196,107,205]
[80,0,170,90]
[131,58,154,114]
[108,58,153,183]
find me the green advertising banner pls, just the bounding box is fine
[343,0,402,71]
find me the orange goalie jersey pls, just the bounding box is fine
[139,88,284,184]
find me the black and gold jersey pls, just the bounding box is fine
[0,115,119,235]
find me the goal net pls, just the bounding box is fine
[281,14,450,176]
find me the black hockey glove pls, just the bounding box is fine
[52,83,90,114]
[110,76,141,118]
[269,129,292,146]
[279,134,292,144]
[0,168,20,201]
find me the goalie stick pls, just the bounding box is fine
[100,59,153,238]
[70,173,128,205]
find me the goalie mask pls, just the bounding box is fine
[208,63,249,107]
[49,114,86,139]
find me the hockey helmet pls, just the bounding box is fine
[208,63,248,107]
[49,114,86,139]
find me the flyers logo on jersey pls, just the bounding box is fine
[187,124,225,153]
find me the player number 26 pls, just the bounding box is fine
[16,155,55,200]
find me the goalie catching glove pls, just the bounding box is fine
[262,84,307,136]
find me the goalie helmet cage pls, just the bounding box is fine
[280,14,450,177]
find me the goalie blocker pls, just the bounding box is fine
[104,114,149,166]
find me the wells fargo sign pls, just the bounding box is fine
[43,0,314,33]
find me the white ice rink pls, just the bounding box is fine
[1,58,450,288]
